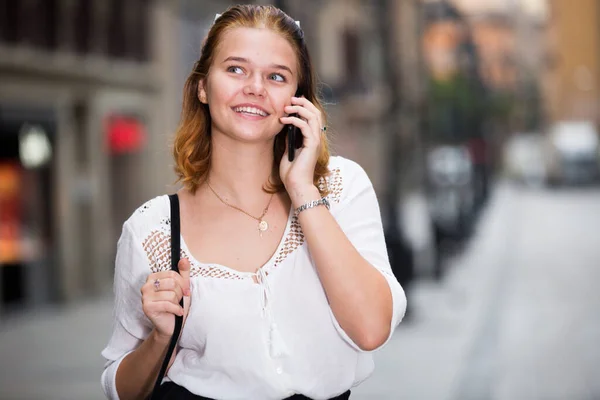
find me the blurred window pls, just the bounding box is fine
[0,0,60,51]
[343,28,361,82]
[40,0,59,50]
[0,0,19,43]
[14,0,58,49]
[107,0,126,58]
[106,0,150,61]
[74,0,93,54]
[133,0,150,62]
[342,27,367,93]
[0,0,149,62]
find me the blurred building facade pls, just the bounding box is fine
[470,14,517,91]
[0,0,182,312]
[544,0,600,125]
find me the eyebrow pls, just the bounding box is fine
[221,56,293,75]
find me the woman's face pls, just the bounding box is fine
[199,27,299,145]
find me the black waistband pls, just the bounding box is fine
[286,389,351,400]
[153,382,351,400]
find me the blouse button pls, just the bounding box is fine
[276,367,283,375]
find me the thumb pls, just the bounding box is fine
[178,258,191,296]
[178,258,192,322]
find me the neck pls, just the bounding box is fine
[205,132,276,204]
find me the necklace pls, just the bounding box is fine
[207,180,275,237]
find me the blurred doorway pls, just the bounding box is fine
[0,105,57,314]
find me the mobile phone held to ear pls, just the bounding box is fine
[287,114,303,162]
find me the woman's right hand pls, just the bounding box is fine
[141,259,192,341]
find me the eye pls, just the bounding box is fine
[227,66,244,74]
[269,73,286,82]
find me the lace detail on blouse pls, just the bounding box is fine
[270,167,343,270]
[142,227,187,273]
[272,215,304,269]
[142,226,249,280]
[141,167,344,279]
[319,167,342,203]
[189,264,247,280]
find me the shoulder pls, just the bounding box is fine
[327,156,370,180]
[122,194,172,240]
[320,156,373,205]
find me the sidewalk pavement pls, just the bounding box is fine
[351,184,514,400]
[0,294,113,400]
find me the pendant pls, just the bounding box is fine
[258,220,269,234]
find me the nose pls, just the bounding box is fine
[243,74,266,97]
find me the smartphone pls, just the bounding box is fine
[287,90,304,162]
[287,115,303,162]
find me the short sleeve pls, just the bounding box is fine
[101,221,154,399]
[328,159,407,352]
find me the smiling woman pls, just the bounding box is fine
[174,7,330,195]
[101,4,406,400]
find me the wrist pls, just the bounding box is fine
[150,329,171,347]
[288,185,321,209]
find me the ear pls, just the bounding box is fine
[198,80,208,104]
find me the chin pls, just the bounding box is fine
[231,127,280,143]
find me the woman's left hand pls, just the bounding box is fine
[279,96,324,203]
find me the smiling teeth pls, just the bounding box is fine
[234,107,268,116]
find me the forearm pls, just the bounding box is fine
[115,329,172,400]
[291,186,393,350]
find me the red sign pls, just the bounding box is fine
[106,115,147,154]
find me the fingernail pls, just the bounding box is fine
[185,288,190,296]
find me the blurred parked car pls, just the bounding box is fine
[546,121,600,185]
[504,132,548,187]
[425,145,475,242]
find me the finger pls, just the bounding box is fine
[280,116,318,148]
[284,105,319,125]
[147,290,181,304]
[144,271,187,296]
[147,300,185,317]
[178,258,191,297]
[279,116,310,132]
[284,105,321,139]
[291,97,322,124]
[152,278,184,299]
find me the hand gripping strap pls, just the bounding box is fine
[149,194,182,399]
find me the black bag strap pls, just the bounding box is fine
[149,194,183,399]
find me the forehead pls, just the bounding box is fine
[215,27,298,73]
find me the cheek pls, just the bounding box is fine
[271,89,296,114]
[209,86,231,106]
[206,76,237,106]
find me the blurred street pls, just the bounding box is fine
[1,181,599,400]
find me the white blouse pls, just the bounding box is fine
[101,156,407,400]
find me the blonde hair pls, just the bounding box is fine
[173,4,330,194]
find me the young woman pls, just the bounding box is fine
[101,5,406,400]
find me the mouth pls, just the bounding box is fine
[232,105,270,117]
